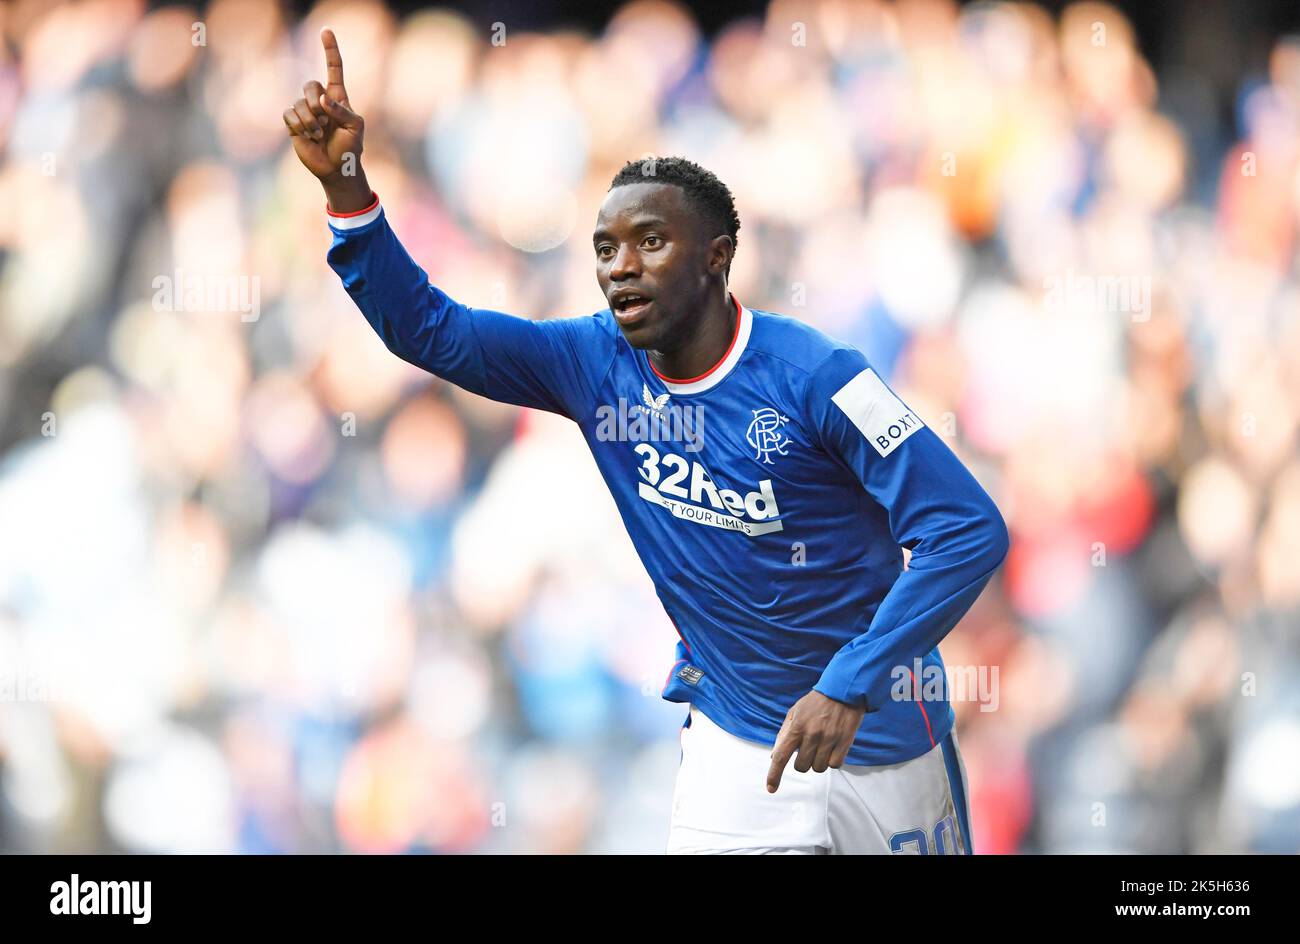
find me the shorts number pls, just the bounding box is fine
[888,814,961,854]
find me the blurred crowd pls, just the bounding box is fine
[1,0,1298,854]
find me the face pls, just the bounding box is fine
[593,182,731,351]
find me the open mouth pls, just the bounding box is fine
[612,293,653,324]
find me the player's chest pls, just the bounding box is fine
[578,362,832,536]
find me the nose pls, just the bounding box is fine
[610,242,640,281]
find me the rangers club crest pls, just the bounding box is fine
[746,407,790,464]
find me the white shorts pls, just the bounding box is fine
[666,703,973,855]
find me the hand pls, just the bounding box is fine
[282,28,370,209]
[766,690,866,793]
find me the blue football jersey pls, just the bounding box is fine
[326,196,1010,765]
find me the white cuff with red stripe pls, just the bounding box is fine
[327,191,381,230]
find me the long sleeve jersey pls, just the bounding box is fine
[326,194,1010,764]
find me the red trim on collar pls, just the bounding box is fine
[650,294,742,385]
[326,191,380,217]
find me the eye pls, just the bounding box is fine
[642,235,664,249]
[596,245,615,260]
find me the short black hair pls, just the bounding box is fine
[608,156,740,273]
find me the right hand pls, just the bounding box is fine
[282,28,365,188]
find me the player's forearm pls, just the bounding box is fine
[326,201,601,416]
[325,202,492,396]
[814,501,1009,711]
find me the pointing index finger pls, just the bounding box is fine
[767,725,799,794]
[320,27,348,104]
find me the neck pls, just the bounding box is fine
[649,290,738,382]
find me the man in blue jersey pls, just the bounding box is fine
[284,28,1009,854]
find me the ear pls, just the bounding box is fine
[706,234,734,276]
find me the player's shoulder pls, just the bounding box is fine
[578,305,625,338]
[539,305,622,344]
[744,305,869,388]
